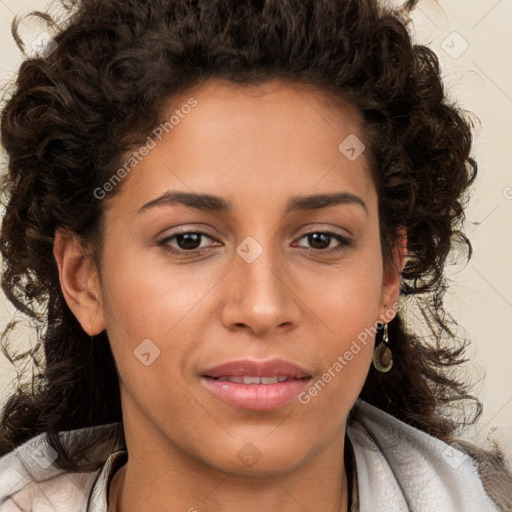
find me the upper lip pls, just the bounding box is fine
[202,358,311,379]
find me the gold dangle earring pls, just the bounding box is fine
[372,323,393,372]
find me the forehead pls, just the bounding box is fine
[108,77,376,215]
[170,77,365,136]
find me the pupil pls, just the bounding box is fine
[178,233,201,250]
[309,233,330,249]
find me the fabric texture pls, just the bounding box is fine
[0,399,501,511]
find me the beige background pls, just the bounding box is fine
[0,0,511,458]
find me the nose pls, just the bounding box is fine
[220,237,300,337]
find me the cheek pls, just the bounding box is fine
[101,248,212,335]
[299,250,383,333]
[295,264,380,410]
[301,247,383,375]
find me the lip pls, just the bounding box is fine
[200,358,312,411]
[201,358,311,379]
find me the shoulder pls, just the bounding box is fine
[0,423,122,512]
[347,399,503,512]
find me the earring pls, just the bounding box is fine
[372,323,393,373]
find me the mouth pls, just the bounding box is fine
[206,375,309,384]
[201,357,311,380]
[200,358,313,410]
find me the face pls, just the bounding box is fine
[61,78,403,477]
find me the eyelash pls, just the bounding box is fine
[158,230,352,256]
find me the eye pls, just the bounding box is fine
[159,231,220,255]
[294,231,351,253]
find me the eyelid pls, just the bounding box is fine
[294,230,352,251]
[158,229,219,247]
[158,227,352,256]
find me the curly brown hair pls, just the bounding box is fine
[0,0,510,505]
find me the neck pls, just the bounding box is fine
[107,428,350,512]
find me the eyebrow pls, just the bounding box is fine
[138,190,368,215]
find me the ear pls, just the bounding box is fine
[378,229,407,322]
[53,228,105,336]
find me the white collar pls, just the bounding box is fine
[347,399,500,511]
[0,400,500,511]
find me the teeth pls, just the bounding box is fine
[243,376,262,384]
[215,376,290,384]
[217,376,243,383]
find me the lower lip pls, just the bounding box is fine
[201,377,311,410]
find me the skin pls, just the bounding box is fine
[54,78,407,512]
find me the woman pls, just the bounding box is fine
[0,0,510,510]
